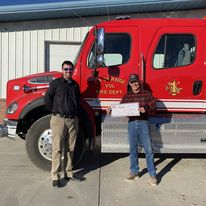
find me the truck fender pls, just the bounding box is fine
[19,97,45,119]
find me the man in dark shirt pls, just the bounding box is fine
[107,74,157,186]
[44,60,80,187]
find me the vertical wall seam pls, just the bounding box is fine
[36,30,38,73]
[22,31,24,76]
[43,29,45,72]
[14,31,16,78]
[29,29,31,74]
[59,28,60,40]
[7,32,9,79]
[0,32,2,98]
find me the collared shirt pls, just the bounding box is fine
[120,89,155,120]
[44,76,80,116]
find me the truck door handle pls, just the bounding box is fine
[193,80,202,95]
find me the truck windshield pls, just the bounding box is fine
[88,33,131,68]
[73,32,89,66]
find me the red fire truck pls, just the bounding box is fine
[2,17,206,170]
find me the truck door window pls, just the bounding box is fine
[88,33,131,68]
[153,34,196,69]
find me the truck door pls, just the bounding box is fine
[146,27,205,112]
[80,26,139,110]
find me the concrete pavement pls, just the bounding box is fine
[0,137,206,206]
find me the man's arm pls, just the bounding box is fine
[106,94,128,114]
[44,81,56,112]
[76,83,81,103]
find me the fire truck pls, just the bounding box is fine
[2,17,206,170]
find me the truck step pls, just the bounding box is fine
[101,113,206,153]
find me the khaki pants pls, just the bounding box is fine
[50,115,79,181]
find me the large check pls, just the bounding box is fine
[111,103,140,117]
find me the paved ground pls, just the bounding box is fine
[0,137,206,206]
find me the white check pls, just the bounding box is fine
[111,103,140,117]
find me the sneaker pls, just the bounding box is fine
[124,173,139,182]
[149,176,157,186]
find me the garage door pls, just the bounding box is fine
[46,42,81,71]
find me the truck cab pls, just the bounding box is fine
[79,18,206,153]
[81,18,206,112]
[3,17,206,170]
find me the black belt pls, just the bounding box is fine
[53,114,75,119]
[128,116,148,122]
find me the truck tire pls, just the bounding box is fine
[25,114,85,171]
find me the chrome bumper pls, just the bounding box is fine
[0,119,18,139]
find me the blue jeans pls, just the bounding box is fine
[128,120,156,176]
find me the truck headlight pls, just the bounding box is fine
[7,102,18,114]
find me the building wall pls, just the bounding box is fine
[0,19,94,98]
[0,8,205,123]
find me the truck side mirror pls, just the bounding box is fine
[96,28,105,67]
[96,55,105,67]
[97,28,104,54]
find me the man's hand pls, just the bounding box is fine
[139,107,145,113]
[106,107,112,114]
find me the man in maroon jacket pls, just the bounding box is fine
[108,74,157,186]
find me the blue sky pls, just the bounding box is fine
[0,0,83,6]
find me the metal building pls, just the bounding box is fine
[0,0,206,101]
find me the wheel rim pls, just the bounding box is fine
[38,129,52,161]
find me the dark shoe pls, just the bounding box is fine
[52,180,60,187]
[64,176,70,181]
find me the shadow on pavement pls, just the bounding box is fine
[75,149,128,177]
[139,153,206,184]
[76,148,206,182]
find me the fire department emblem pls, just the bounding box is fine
[166,80,182,96]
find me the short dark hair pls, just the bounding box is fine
[62,60,74,69]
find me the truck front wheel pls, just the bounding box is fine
[25,115,85,171]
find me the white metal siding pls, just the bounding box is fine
[1,32,9,99]
[0,18,92,98]
[0,32,1,98]
[16,31,23,78]
[0,9,205,98]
